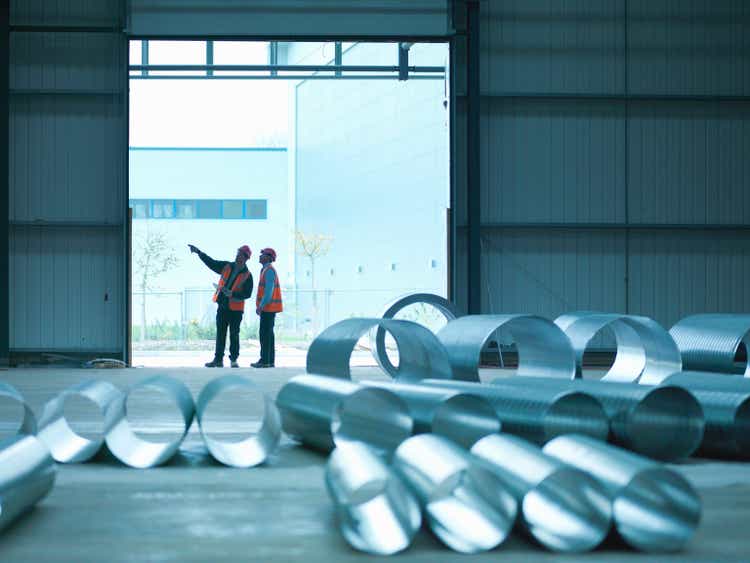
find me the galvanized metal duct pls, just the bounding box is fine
[544,435,701,552]
[276,374,413,455]
[0,435,57,532]
[370,292,458,378]
[37,380,123,463]
[0,381,36,437]
[307,317,452,381]
[554,312,682,384]
[662,371,750,459]
[471,433,612,553]
[421,379,609,445]
[361,380,500,448]
[196,375,281,468]
[325,443,421,556]
[670,314,750,377]
[490,377,705,461]
[393,434,517,553]
[104,376,195,468]
[435,314,576,382]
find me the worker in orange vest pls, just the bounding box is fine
[189,244,254,368]
[251,247,283,368]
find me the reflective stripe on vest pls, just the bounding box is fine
[256,265,283,313]
[213,264,249,312]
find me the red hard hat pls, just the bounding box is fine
[238,245,252,259]
[261,247,277,261]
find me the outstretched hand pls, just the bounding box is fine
[188,244,199,254]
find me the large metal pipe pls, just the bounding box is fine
[393,434,517,553]
[370,292,458,377]
[325,443,421,555]
[360,380,500,448]
[435,314,576,382]
[276,374,413,455]
[670,314,750,377]
[0,435,57,532]
[554,312,681,384]
[544,435,701,552]
[471,433,612,553]
[662,371,750,458]
[491,377,705,460]
[307,317,452,381]
[196,375,281,467]
[104,376,195,468]
[0,381,36,437]
[420,379,609,445]
[37,379,123,463]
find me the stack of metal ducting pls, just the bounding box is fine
[0,434,57,532]
[554,312,682,384]
[0,381,37,437]
[411,378,610,445]
[661,371,750,458]
[435,314,577,381]
[196,375,281,468]
[544,434,701,552]
[489,376,705,460]
[298,304,713,555]
[670,314,750,377]
[31,374,282,468]
[370,292,458,377]
[276,374,413,455]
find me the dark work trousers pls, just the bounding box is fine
[215,308,243,362]
[259,311,276,365]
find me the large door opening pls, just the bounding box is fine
[128,40,450,367]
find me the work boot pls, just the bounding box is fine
[205,359,223,368]
[230,360,240,368]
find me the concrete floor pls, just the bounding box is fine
[1,366,749,562]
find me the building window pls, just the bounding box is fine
[129,199,268,220]
[222,200,244,219]
[245,199,267,219]
[131,200,149,218]
[175,200,196,219]
[151,200,175,219]
[196,200,223,219]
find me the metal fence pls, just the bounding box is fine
[132,287,443,341]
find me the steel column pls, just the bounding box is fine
[466,0,481,314]
[0,1,8,366]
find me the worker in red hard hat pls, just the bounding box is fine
[188,243,254,368]
[251,247,283,368]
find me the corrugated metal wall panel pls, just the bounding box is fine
[628,0,750,96]
[471,1,750,329]
[481,230,626,316]
[628,231,750,326]
[9,97,125,223]
[10,0,122,26]
[481,98,626,223]
[128,0,449,37]
[8,1,127,357]
[10,227,123,351]
[10,32,124,91]
[481,0,624,95]
[628,100,750,225]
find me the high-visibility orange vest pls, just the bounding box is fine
[213,264,250,312]
[256,265,283,313]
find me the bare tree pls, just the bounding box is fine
[133,226,179,342]
[295,230,333,335]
